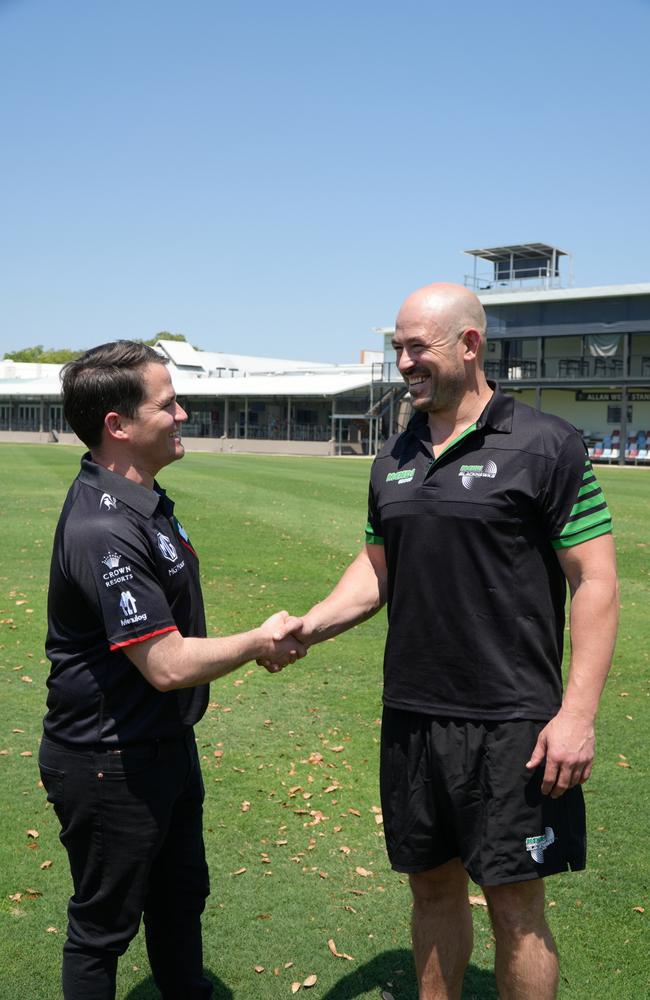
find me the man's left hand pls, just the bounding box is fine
[525,709,595,798]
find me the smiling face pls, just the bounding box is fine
[393,298,468,414]
[121,363,188,478]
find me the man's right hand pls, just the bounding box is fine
[256,611,307,672]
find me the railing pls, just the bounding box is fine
[485,356,650,381]
[182,420,333,442]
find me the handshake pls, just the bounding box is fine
[254,610,313,673]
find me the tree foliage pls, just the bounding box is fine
[3,333,191,363]
[3,345,82,363]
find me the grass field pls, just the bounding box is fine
[0,444,647,1000]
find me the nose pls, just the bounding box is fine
[175,402,188,423]
[397,347,414,373]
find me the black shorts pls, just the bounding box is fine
[380,708,586,886]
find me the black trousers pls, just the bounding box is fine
[39,729,212,1000]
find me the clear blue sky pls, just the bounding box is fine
[2,0,649,362]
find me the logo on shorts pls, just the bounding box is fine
[100,492,117,510]
[525,827,555,863]
[157,532,178,562]
[386,467,416,485]
[459,461,497,490]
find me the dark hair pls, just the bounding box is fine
[61,341,167,448]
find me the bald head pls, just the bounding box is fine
[392,282,490,417]
[396,283,487,346]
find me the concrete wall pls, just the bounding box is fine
[0,430,336,456]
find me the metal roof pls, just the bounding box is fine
[464,243,570,262]
[478,282,650,306]
[0,371,373,400]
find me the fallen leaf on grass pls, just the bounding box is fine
[21,676,33,684]
[9,893,22,902]
[617,761,632,769]
[348,808,361,817]
[327,938,354,961]
[12,729,25,734]
[355,866,372,877]
[232,867,247,876]
[339,845,351,855]
[254,965,265,973]
[303,974,317,987]
[291,984,301,995]
[241,801,251,812]
[633,906,645,914]
[330,746,344,752]
[344,905,357,913]
[20,751,33,758]
[26,829,39,839]
[214,750,223,759]
[308,752,323,764]
[25,888,41,900]
[40,861,53,870]
[468,895,487,907]
[46,927,58,934]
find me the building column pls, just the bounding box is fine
[287,397,291,440]
[224,398,229,437]
[619,385,628,466]
[244,397,249,439]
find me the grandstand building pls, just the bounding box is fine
[2,243,649,461]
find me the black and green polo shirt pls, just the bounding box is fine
[366,387,612,721]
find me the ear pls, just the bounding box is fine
[104,411,130,442]
[462,329,482,361]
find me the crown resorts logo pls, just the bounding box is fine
[459,460,498,490]
[102,552,121,570]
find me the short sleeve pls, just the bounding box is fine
[64,515,178,650]
[365,479,384,545]
[540,433,613,549]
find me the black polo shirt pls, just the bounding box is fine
[44,456,209,746]
[366,388,612,721]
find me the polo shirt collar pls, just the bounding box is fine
[406,381,514,443]
[78,454,163,517]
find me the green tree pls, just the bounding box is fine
[3,345,82,363]
[143,332,189,345]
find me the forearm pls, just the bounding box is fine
[301,548,386,645]
[562,576,619,720]
[125,613,302,690]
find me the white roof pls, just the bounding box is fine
[478,282,650,306]
[155,339,342,375]
[0,371,372,400]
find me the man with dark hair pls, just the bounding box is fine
[268,284,618,999]
[40,341,304,1000]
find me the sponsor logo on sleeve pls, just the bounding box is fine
[101,553,134,588]
[459,461,498,490]
[100,493,117,510]
[118,590,148,627]
[157,532,178,562]
[525,827,555,863]
[386,467,416,485]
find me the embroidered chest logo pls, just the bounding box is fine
[459,461,498,490]
[525,827,555,863]
[100,492,117,510]
[386,467,416,485]
[157,531,178,562]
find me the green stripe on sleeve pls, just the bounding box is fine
[577,482,600,498]
[552,522,612,549]
[568,492,606,517]
[365,522,384,546]
[558,507,612,539]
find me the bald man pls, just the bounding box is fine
[269,283,618,999]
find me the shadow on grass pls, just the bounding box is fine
[122,956,496,1000]
[319,949,497,999]
[124,970,232,999]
